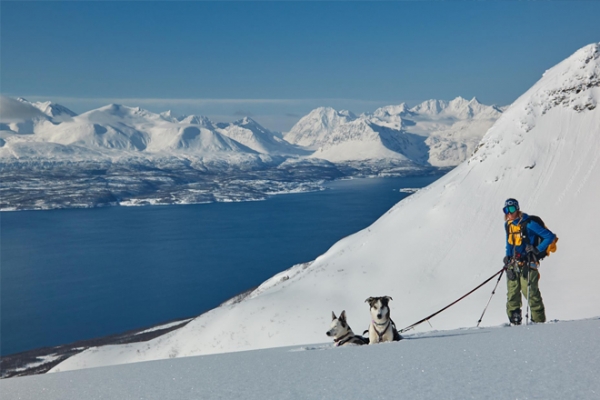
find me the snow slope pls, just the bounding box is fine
[216,117,306,155]
[3,319,599,399]
[50,43,600,372]
[284,107,357,149]
[308,118,428,163]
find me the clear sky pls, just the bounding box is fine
[2,1,599,131]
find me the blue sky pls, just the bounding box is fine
[2,1,599,131]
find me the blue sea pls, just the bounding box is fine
[0,175,443,356]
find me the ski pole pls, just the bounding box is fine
[525,265,531,325]
[476,267,505,327]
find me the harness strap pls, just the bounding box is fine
[334,331,353,346]
[372,320,391,341]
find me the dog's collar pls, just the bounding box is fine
[372,319,390,326]
[334,332,353,346]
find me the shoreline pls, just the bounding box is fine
[0,167,448,212]
[0,284,261,379]
[0,316,194,379]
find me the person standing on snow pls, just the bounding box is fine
[503,198,557,325]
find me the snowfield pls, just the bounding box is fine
[42,43,600,375]
[2,319,599,399]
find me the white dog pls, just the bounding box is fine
[365,296,403,344]
[326,310,369,346]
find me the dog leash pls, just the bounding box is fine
[399,267,505,333]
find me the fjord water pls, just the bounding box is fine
[1,175,442,356]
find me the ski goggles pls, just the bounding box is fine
[503,205,518,214]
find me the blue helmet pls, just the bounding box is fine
[503,198,520,214]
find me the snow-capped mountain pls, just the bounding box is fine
[308,118,428,163]
[217,117,306,155]
[28,99,77,121]
[285,97,502,166]
[49,42,600,372]
[284,107,358,149]
[410,96,502,120]
[0,102,261,159]
[1,96,500,166]
[0,97,51,135]
[404,97,503,166]
[367,103,413,130]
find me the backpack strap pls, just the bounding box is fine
[519,217,532,246]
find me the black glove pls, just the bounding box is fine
[503,256,511,266]
[506,268,517,281]
[525,245,539,255]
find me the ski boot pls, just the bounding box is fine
[510,309,522,326]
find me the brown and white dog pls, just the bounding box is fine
[326,311,369,346]
[365,296,403,344]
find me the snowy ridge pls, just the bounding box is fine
[49,43,600,373]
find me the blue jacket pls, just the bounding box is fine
[506,213,556,259]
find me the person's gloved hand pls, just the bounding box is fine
[503,256,511,266]
[525,244,539,256]
[506,268,517,281]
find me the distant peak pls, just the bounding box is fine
[101,103,123,111]
[306,107,356,119]
[449,96,469,106]
[233,116,259,126]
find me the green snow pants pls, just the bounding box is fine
[506,265,546,323]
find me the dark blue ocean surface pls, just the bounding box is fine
[0,175,443,355]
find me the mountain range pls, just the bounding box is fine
[1,95,501,165]
[0,95,503,210]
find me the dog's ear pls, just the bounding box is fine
[365,297,374,304]
[331,311,337,321]
[384,296,393,302]
[339,310,346,321]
